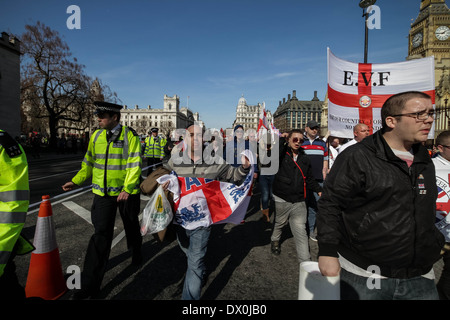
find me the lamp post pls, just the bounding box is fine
[359,0,377,63]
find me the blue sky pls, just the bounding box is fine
[1,0,424,129]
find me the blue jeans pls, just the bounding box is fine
[176,226,211,300]
[306,181,323,234]
[340,268,439,300]
[259,174,275,210]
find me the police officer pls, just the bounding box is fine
[62,101,142,299]
[0,130,34,299]
[143,127,166,175]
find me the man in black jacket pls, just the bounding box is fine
[317,91,445,300]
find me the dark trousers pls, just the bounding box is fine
[0,258,25,300]
[147,157,161,176]
[81,193,141,293]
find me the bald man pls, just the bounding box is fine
[338,123,370,154]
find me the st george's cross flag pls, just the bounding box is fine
[327,48,436,138]
[433,155,450,243]
[257,102,269,141]
[157,150,255,230]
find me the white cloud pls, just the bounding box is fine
[207,71,298,88]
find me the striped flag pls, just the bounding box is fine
[157,150,255,230]
[327,48,435,138]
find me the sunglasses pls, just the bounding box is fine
[292,137,304,144]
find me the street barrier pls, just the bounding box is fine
[27,162,161,210]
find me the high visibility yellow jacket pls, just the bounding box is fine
[72,126,142,196]
[144,135,166,158]
[0,130,32,277]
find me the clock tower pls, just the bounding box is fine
[408,0,450,136]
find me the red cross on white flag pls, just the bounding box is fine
[257,102,268,140]
[327,48,435,138]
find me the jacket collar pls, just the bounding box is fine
[362,130,431,165]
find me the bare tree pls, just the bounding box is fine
[20,22,119,148]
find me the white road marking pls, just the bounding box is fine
[62,201,92,225]
[61,201,144,249]
[31,192,148,250]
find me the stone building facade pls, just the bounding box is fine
[273,90,323,134]
[408,0,450,137]
[121,94,203,138]
[232,95,272,132]
[0,32,21,138]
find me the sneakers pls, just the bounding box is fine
[271,241,280,255]
[309,229,318,242]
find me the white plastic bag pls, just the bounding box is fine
[140,185,173,236]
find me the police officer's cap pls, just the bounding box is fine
[150,128,159,133]
[94,101,123,115]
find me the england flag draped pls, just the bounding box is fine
[157,150,255,230]
[327,48,436,138]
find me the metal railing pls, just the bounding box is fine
[27,162,162,213]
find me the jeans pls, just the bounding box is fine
[271,201,310,263]
[340,268,439,300]
[176,225,211,300]
[259,174,275,210]
[306,181,323,234]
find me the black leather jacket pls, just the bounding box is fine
[317,131,445,278]
[272,138,322,203]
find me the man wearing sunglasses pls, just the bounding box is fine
[317,91,445,300]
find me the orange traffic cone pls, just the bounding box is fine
[25,195,67,299]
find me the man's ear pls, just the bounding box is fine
[384,116,397,130]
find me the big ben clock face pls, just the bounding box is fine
[435,26,450,41]
[412,32,423,48]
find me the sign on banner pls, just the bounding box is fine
[327,48,436,138]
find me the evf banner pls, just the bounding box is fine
[433,155,450,243]
[157,150,254,230]
[327,48,435,138]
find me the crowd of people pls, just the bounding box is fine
[1,91,449,300]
